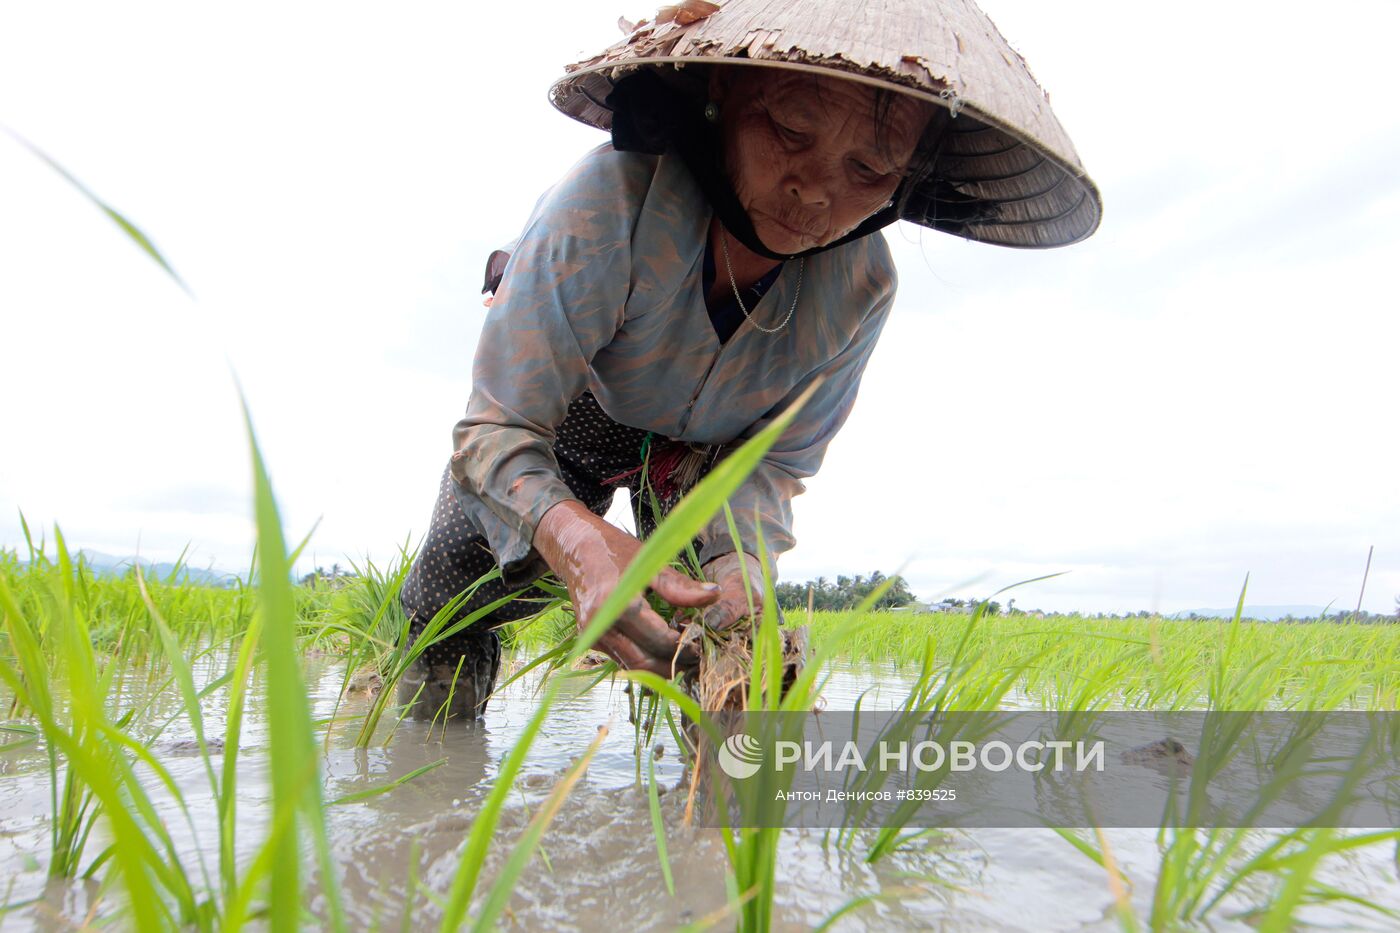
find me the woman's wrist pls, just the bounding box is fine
[533,498,593,579]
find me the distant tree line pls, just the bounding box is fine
[1318,609,1399,624]
[298,563,357,588]
[774,571,916,611]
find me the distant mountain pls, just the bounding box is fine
[1169,605,1334,621]
[19,549,243,588]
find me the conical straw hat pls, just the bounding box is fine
[550,0,1101,249]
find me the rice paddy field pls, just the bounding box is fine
[2,411,1398,932]
[2,555,1398,930]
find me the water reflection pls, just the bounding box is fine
[1,655,1395,930]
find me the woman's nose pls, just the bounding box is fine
[785,160,832,208]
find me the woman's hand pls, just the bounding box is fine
[699,550,766,631]
[533,499,720,676]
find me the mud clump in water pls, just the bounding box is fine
[1119,736,1195,774]
[156,737,226,756]
[573,652,610,671]
[343,666,384,698]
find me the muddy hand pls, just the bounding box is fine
[700,551,766,631]
[534,499,718,676]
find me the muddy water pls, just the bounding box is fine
[1,656,1396,931]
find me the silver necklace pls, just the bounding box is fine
[720,229,803,335]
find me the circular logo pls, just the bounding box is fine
[718,732,763,779]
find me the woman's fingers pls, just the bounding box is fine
[698,552,766,630]
[615,597,683,661]
[702,589,760,631]
[650,567,722,608]
[596,594,707,676]
[695,559,763,630]
[598,630,677,678]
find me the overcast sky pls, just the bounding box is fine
[2,1,1397,614]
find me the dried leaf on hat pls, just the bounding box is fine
[655,0,720,27]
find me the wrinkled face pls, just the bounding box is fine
[712,67,933,254]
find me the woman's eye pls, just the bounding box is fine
[852,161,884,183]
[769,116,804,144]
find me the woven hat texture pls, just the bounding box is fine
[550,0,1101,248]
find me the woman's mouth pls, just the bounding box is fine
[756,210,821,244]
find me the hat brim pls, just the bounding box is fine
[551,58,1101,249]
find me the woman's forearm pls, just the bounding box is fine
[532,498,606,583]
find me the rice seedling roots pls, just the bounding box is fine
[678,618,806,713]
[675,618,808,806]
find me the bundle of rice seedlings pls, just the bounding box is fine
[672,615,809,823]
[678,616,808,713]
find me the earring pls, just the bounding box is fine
[703,101,720,123]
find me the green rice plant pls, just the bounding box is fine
[1143,583,1397,930]
[4,126,190,294]
[498,604,575,653]
[0,543,101,881]
[232,384,347,932]
[1,532,224,894]
[299,533,572,727]
[616,659,681,894]
[1048,582,1400,931]
[348,569,543,747]
[327,758,449,807]
[799,609,1397,712]
[599,492,1034,930]
[5,501,1391,930]
[713,526,789,933]
[720,526,920,932]
[2,529,235,907]
[0,389,368,928]
[778,580,1397,931]
[1137,768,1399,930]
[820,578,1066,864]
[0,529,203,927]
[612,504,916,933]
[528,473,848,927]
[215,600,262,908]
[0,408,366,926]
[287,510,577,748]
[0,137,373,927]
[646,748,676,896]
[128,558,287,916]
[306,543,416,672]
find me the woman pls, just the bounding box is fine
[398,0,1101,719]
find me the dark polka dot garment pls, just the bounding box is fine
[397,390,711,717]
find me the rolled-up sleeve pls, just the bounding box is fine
[448,148,645,588]
[696,271,899,571]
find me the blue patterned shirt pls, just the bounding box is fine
[447,142,898,588]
